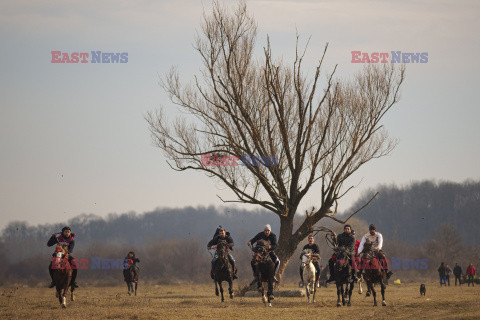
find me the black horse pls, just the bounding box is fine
[334,246,354,307]
[212,240,234,302]
[123,259,139,296]
[252,240,275,307]
[361,242,387,306]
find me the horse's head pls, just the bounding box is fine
[54,244,68,258]
[216,240,229,260]
[362,241,375,259]
[300,249,312,268]
[253,240,270,262]
[334,247,349,271]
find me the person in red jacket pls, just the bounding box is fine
[352,230,361,275]
[466,263,476,287]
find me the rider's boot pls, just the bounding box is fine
[386,269,393,279]
[274,259,280,283]
[228,255,238,279]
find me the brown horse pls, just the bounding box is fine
[252,240,275,307]
[124,259,139,296]
[212,240,234,302]
[361,242,387,306]
[334,247,354,307]
[52,245,74,307]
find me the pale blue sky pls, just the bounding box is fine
[1,0,479,229]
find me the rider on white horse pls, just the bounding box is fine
[208,228,237,279]
[357,224,393,279]
[300,234,321,285]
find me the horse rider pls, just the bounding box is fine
[331,224,358,282]
[207,228,237,279]
[47,226,78,288]
[123,251,140,282]
[357,224,393,279]
[300,234,321,286]
[248,224,280,282]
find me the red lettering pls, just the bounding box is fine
[351,51,361,63]
[51,51,61,63]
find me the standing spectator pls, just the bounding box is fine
[466,263,476,287]
[453,263,463,286]
[438,262,447,287]
[445,264,452,286]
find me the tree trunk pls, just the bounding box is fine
[275,214,300,280]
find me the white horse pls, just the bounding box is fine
[300,249,317,303]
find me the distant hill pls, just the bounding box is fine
[0,206,280,263]
[348,180,480,245]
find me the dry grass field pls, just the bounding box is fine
[1,281,479,320]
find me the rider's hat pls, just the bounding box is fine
[369,224,376,230]
[264,224,271,231]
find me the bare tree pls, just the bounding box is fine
[146,0,406,278]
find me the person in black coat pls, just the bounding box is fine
[453,263,463,286]
[123,251,140,282]
[327,224,358,282]
[248,224,280,281]
[208,228,237,279]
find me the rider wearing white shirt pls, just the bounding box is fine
[358,224,393,279]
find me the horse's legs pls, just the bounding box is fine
[214,280,219,296]
[358,274,363,294]
[134,281,138,296]
[336,283,342,307]
[381,281,386,306]
[347,281,353,306]
[218,281,224,302]
[341,283,346,305]
[267,280,274,307]
[369,282,377,306]
[228,279,234,299]
[304,278,310,303]
[70,284,75,301]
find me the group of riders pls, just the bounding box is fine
[47,226,140,288]
[47,223,392,288]
[207,223,393,284]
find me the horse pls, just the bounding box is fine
[52,244,74,308]
[300,249,317,303]
[123,259,139,296]
[252,240,275,307]
[334,246,354,307]
[211,240,234,302]
[360,242,387,306]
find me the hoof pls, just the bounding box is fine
[268,303,272,307]
[382,301,387,306]
[128,292,131,296]
[230,294,234,299]
[374,302,378,306]
[61,304,66,309]
[366,292,371,297]
[215,291,219,296]
[337,303,341,307]
[347,301,351,307]
[269,295,275,301]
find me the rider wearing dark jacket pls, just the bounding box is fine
[248,224,280,282]
[327,224,357,282]
[47,226,78,288]
[123,251,140,282]
[208,228,237,279]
